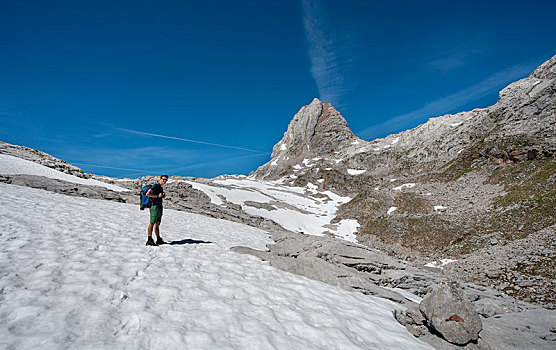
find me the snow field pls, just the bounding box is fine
[187,178,359,242]
[0,154,129,192]
[0,183,431,349]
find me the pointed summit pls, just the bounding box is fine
[253,99,360,180]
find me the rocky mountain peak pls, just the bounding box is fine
[253,98,362,179]
[276,98,357,156]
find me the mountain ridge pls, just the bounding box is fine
[252,54,555,308]
[254,54,555,185]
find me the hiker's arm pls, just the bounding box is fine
[146,189,163,198]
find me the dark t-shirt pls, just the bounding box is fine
[150,183,164,207]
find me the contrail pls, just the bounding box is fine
[302,0,345,106]
[117,128,267,154]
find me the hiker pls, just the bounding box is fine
[145,175,168,246]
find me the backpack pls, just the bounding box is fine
[139,184,153,210]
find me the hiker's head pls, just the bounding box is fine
[160,175,169,184]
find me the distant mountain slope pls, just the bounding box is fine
[253,54,556,308]
[254,55,555,184]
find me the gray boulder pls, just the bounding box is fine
[419,281,483,345]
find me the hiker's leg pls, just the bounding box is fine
[148,205,160,237]
[154,222,161,238]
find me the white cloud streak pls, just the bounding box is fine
[302,0,345,106]
[118,128,268,154]
[357,62,538,140]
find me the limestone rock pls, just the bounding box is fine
[485,270,501,279]
[419,281,483,345]
[253,98,362,180]
[0,141,86,177]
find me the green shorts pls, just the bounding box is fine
[149,205,163,223]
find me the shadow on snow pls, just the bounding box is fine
[169,238,213,245]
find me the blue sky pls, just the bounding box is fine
[1,0,555,178]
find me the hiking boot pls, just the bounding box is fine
[146,237,158,246]
[156,237,166,245]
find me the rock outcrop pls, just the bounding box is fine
[0,141,86,178]
[253,98,362,180]
[419,281,483,345]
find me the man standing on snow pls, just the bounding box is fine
[145,175,168,246]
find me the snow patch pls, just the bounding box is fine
[333,219,360,243]
[384,287,423,304]
[393,183,416,191]
[425,259,457,268]
[387,207,397,215]
[347,169,366,175]
[306,183,318,191]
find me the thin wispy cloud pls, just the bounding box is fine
[0,102,24,118]
[427,51,474,72]
[117,128,268,154]
[302,0,347,107]
[357,62,538,140]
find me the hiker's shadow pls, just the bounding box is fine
[169,238,213,245]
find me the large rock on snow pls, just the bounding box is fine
[419,281,483,345]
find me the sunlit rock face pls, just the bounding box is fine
[253,98,362,180]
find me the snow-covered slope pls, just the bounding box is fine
[0,154,129,192]
[0,183,431,349]
[186,177,360,242]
